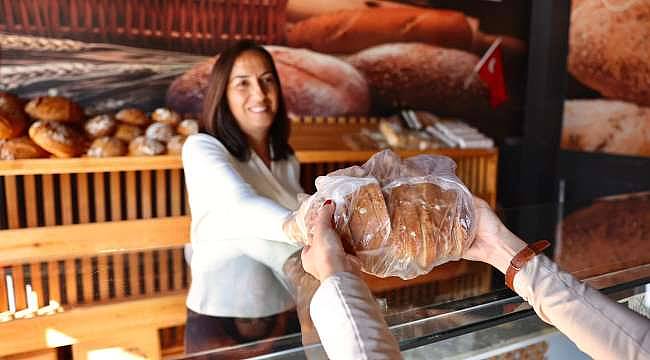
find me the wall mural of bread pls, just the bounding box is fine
[562,0,650,158]
[0,0,529,158]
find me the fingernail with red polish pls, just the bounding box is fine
[324,199,332,207]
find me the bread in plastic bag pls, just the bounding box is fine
[287,149,476,280]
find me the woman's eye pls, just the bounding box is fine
[235,80,248,88]
[262,76,275,84]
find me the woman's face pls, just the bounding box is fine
[226,50,279,140]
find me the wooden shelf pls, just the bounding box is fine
[0,148,497,176]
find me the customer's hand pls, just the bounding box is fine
[301,200,361,282]
[463,197,527,274]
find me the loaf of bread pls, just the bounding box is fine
[114,123,143,143]
[346,43,489,117]
[84,114,117,139]
[86,136,127,158]
[0,136,49,160]
[28,120,87,158]
[557,192,650,279]
[151,108,181,126]
[177,119,199,136]
[128,136,165,156]
[166,46,370,117]
[561,99,650,157]
[568,0,650,106]
[25,96,85,124]
[167,135,186,155]
[115,108,150,126]
[0,92,28,140]
[145,122,174,143]
[292,150,475,279]
[287,8,473,54]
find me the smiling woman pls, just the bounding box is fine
[182,41,303,354]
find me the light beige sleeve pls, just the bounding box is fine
[310,272,402,360]
[514,255,650,360]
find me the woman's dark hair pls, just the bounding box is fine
[200,40,293,161]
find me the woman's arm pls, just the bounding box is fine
[465,197,650,360]
[182,134,294,245]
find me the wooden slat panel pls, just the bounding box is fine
[170,169,182,216]
[4,176,20,229]
[93,172,106,222]
[59,174,73,225]
[159,250,170,293]
[42,175,56,226]
[98,255,110,301]
[173,248,183,291]
[129,253,139,297]
[81,257,93,304]
[144,251,155,295]
[109,172,122,221]
[156,169,167,217]
[125,171,137,220]
[141,171,153,219]
[113,254,125,300]
[76,173,90,223]
[23,175,38,227]
[11,265,26,311]
[47,261,61,305]
[30,263,43,308]
[64,260,78,306]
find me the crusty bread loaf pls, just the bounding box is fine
[84,114,117,139]
[0,136,49,160]
[568,0,650,106]
[115,108,150,126]
[561,99,650,157]
[28,121,87,158]
[167,135,186,155]
[0,92,28,140]
[25,96,85,124]
[145,122,174,143]
[346,43,489,117]
[386,182,465,269]
[339,182,390,253]
[128,136,165,156]
[86,136,127,158]
[287,8,473,54]
[151,108,181,126]
[177,119,199,136]
[557,192,650,279]
[166,46,370,117]
[114,123,143,142]
[286,0,414,22]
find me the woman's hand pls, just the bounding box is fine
[301,200,361,282]
[463,197,527,274]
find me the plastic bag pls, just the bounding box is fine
[288,149,476,280]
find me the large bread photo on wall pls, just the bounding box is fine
[166,46,371,117]
[563,0,650,158]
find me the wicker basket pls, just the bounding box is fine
[0,0,288,54]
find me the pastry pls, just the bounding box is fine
[28,120,87,158]
[167,135,186,155]
[128,136,165,156]
[151,107,181,126]
[86,137,127,158]
[114,123,143,143]
[115,108,150,126]
[177,119,199,136]
[84,114,117,139]
[0,92,28,139]
[145,122,174,143]
[24,96,85,123]
[0,136,49,160]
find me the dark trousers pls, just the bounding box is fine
[184,308,300,355]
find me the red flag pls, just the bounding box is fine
[477,38,508,108]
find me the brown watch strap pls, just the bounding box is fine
[505,240,551,291]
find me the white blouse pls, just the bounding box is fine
[182,133,303,318]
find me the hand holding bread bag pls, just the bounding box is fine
[286,150,476,279]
